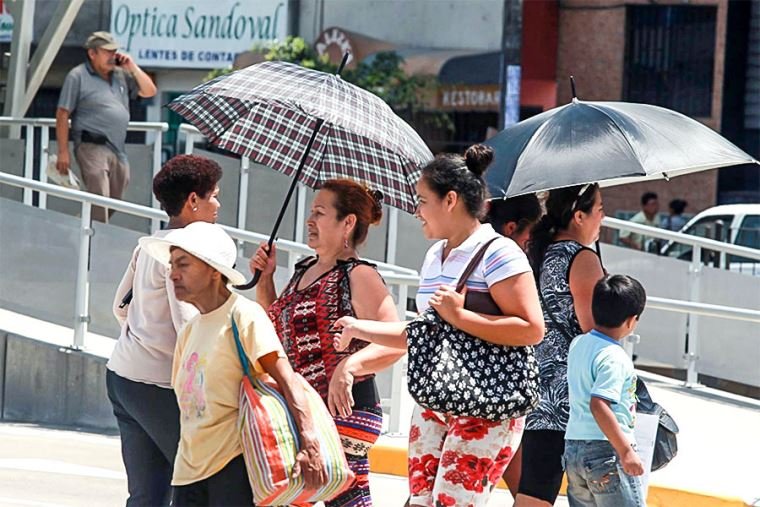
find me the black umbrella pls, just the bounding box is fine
[484,81,758,199]
[167,57,433,288]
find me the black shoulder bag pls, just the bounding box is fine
[406,238,540,421]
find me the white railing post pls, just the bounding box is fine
[23,123,35,205]
[39,125,49,209]
[386,207,399,264]
[624,333,640,359]
[236,157,251,257]
[238,158,250,231]
[72,201,93,349]
[387,282,409,434]
[295,183,306,244]
[151,133,164,233]
[184,131,196,155]
[685,245,702,387]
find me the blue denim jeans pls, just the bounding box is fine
[563,439,646,507]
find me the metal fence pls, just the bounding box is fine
[3,172,760,432]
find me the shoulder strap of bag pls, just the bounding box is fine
[455,237,499,293]
[539,290,576,342]
[231,316,254,382]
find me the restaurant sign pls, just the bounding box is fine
[110,0,288,69]
[438,85,501,112]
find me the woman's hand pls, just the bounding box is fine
[327,357,355,418]
[332,316,357,352]
[249,242,277,276]
[428,285,465,325]
[291,431,328,489]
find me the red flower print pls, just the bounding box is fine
[449,417,500,441]
[489,447,514,483]
[409,425,421,444]
[409,472,430,495]
[455,455,494,493]
[455,454,481,475]
[441,450,459,468]
[420,453,440,477]
[435,493,457,507]
[420,409,440,422]
[508,416,525,432]
[443,469,465,486]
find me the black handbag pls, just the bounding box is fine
[635,378,679,471]
[406,238,540,421]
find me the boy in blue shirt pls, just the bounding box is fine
[564,274,647,507]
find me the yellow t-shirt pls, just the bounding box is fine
[171,292,285,485]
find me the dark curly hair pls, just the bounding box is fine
[420,144,493,219]
[485,194,542,236]
[526,183,599,280]
[320,179,383,247]
[153,155,223,217]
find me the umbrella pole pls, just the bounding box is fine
[235,118,325,290]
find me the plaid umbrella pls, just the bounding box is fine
[168,59,433,287]
[168,60,432,213]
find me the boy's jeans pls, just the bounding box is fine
[563,439,646,507]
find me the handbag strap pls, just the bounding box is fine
[454,237,499,293]
[231,316,254,382]
[538,290,576,342]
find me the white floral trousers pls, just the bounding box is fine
[407,404,525,507]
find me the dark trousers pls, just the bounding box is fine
[106,369,180,507]
[171,455,253,507]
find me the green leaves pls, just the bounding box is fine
[202,37,453,133]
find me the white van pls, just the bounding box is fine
[660,204,760,275]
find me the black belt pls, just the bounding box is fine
[80,130,109,145]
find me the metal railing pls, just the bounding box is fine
[3,172,760,431]
[602,216,760,387]
[0,116,169,232]
[0,170,418,432]
[0,171,420,344]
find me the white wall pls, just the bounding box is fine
[299,0,504,50]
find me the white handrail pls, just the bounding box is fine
[603,216,760,261]
[0,116,169,132]
[4,172,760,433]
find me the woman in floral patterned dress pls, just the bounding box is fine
[334,145,545,507]
[249,179,404,507]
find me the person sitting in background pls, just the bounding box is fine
[564,274,647,507]
[619,192,659,251]
[661,199,688,232]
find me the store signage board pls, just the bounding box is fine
[110,0,288,68]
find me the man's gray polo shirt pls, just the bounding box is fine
[58,60,137,161]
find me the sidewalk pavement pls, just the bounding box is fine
[0,423,558,506]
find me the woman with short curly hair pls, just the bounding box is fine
[108,154,222,506]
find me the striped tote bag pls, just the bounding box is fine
[231,317,354,506]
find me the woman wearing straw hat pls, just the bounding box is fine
[139,222,327,506]
[108,154,221,506]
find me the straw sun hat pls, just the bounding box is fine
[139,222,246,286]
